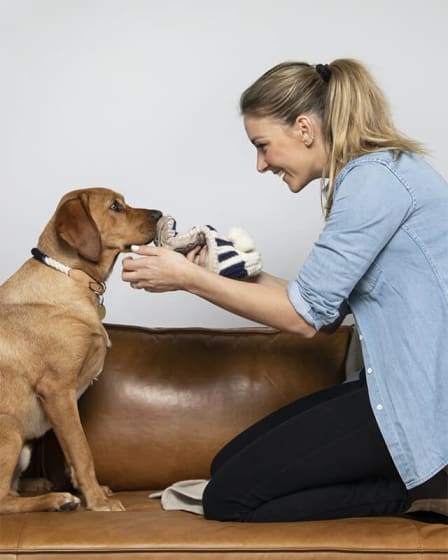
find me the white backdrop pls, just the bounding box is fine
[1,0,447,328]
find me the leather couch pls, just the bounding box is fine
[1,324,446,559]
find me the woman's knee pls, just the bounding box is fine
[202,480,227,520]
[203,480,250,522]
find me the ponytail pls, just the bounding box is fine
[322,59,425,215]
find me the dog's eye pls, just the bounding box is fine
[110,200,124,212]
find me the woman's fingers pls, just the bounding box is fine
[186,245,208,266]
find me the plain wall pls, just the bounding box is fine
[1,0,447,328]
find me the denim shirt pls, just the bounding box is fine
[288,151,448,489]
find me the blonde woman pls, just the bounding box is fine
[122,59,448,522]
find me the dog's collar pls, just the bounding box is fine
[31,248,107,319]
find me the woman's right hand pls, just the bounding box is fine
[186,245,208,267]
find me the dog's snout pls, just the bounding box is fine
[150,210,163,222]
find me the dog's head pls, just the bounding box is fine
[54,188,162,262]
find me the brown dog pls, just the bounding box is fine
[0,187,162,513]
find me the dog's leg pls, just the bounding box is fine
[18,477,54,493]
[39,390,124,511]
[13,443,54,494]
[0,414,80,514]
[10,443,32,495]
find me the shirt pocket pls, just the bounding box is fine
[353,262,382,296]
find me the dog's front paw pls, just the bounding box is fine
[106,497,125,511]
[101,485,114,497]
[87,496,125,511]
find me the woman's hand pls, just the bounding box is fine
[186,244,208,266]
[122,245,199,292]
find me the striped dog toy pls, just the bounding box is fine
[155,216,262,279]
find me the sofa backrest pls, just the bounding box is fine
[31,325,352,491]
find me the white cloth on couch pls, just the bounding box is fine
[149,479,209,515]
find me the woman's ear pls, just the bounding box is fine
[293,115,315,147]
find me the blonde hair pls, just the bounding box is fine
[240,59,425,216]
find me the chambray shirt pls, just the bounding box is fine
[288,151,448,489]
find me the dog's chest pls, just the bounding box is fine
[77,365,104,399]
[23,330,110,440]
[76,329,110,387]
[24,398,52,439]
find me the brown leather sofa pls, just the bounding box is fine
[1,324,447,559]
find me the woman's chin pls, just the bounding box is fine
[285,175,312,194]
[285,178,303,193]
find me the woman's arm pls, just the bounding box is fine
[122,246,316,338]
[245,271,289,289]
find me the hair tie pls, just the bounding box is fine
[316,64,331,83]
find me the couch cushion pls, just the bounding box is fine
[0,491,447,559]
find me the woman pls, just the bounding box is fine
[122,59,448,522]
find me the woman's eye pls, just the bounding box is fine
[110,200,124,212]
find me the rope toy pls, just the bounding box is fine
[155,216,262,279]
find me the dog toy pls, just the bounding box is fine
[155,215,262,279]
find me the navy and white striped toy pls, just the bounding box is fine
[155,216,262,279]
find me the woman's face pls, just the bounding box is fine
[243,114,327,193]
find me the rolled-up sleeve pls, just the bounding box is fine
[288,160,414,330]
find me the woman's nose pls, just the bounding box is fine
[256,152,269,173]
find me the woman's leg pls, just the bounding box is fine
[203,375,411,522]
[210,377,363,476]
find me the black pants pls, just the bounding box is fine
[203,372,412,522]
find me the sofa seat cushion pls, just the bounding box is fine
[1,491,447,559]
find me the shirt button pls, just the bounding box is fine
[359,334,363,341]
[367,367,373,374]
[376,404,383,411]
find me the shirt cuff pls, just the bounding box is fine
[287,280,322,330]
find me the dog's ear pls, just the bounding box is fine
[55,197,102,262]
